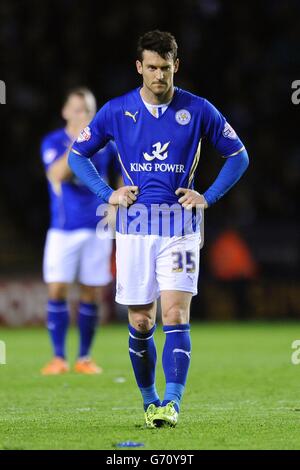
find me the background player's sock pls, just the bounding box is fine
[47,300,69,358]
[128,324,160,410]
[162,324,191,412]
[78,302,98,358]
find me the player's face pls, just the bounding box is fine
[136,50,179,98]
[62,95,93,128]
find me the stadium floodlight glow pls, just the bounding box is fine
[0,340,6,364]
[0,80,6,104]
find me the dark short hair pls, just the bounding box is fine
[137,30,178,62]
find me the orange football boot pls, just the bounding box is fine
[74,358,103,375]
[41,357,70,375]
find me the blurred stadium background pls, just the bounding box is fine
[0,0,299,325]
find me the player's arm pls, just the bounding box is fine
[41,137,73,192]
[201,99,249,206]
[46,148,73,183]
[202,148,248,206]
[68,102,138,207]
[176,100,249,208]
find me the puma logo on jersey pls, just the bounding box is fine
[143,141,170,161]
[125,111,139,122]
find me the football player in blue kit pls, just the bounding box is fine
[41,88,118,375]
[68,31,249,426]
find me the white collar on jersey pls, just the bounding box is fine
[141,96,172,118]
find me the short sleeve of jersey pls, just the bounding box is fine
[201,99,245,157]
[71,101,113,158]
[41,136,63,170]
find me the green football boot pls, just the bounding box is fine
[144,403,160,429]
[152,401,178,428]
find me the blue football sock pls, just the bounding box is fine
[47,300,69,359]
[78,302,98,358]
[162,324,191,412]
[128,324,160,410]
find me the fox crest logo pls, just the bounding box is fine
[143,141,170,161]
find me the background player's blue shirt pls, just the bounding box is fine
[41,128,118,230]
[72,87,245,234]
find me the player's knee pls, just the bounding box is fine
[162,305,188,325]
[133,316,154,333]
[48,283,68,301]
[79,284,99,303]
[128,302,156,333]
[129,311,155,333]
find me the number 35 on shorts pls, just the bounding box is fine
[171,251,196,273]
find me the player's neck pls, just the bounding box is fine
[140,85,174,105]
[65,124,83,140]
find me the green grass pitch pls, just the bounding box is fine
[0,322,299,450]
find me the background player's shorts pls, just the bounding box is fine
[115,232,201,305]
[43,228,112,286]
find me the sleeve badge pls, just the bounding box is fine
[76,126,91,143]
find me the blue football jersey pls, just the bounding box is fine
[41,128,118,230]
[71,87,245,234]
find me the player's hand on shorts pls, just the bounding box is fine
[108,186,139,207]
[175,188,208,209]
